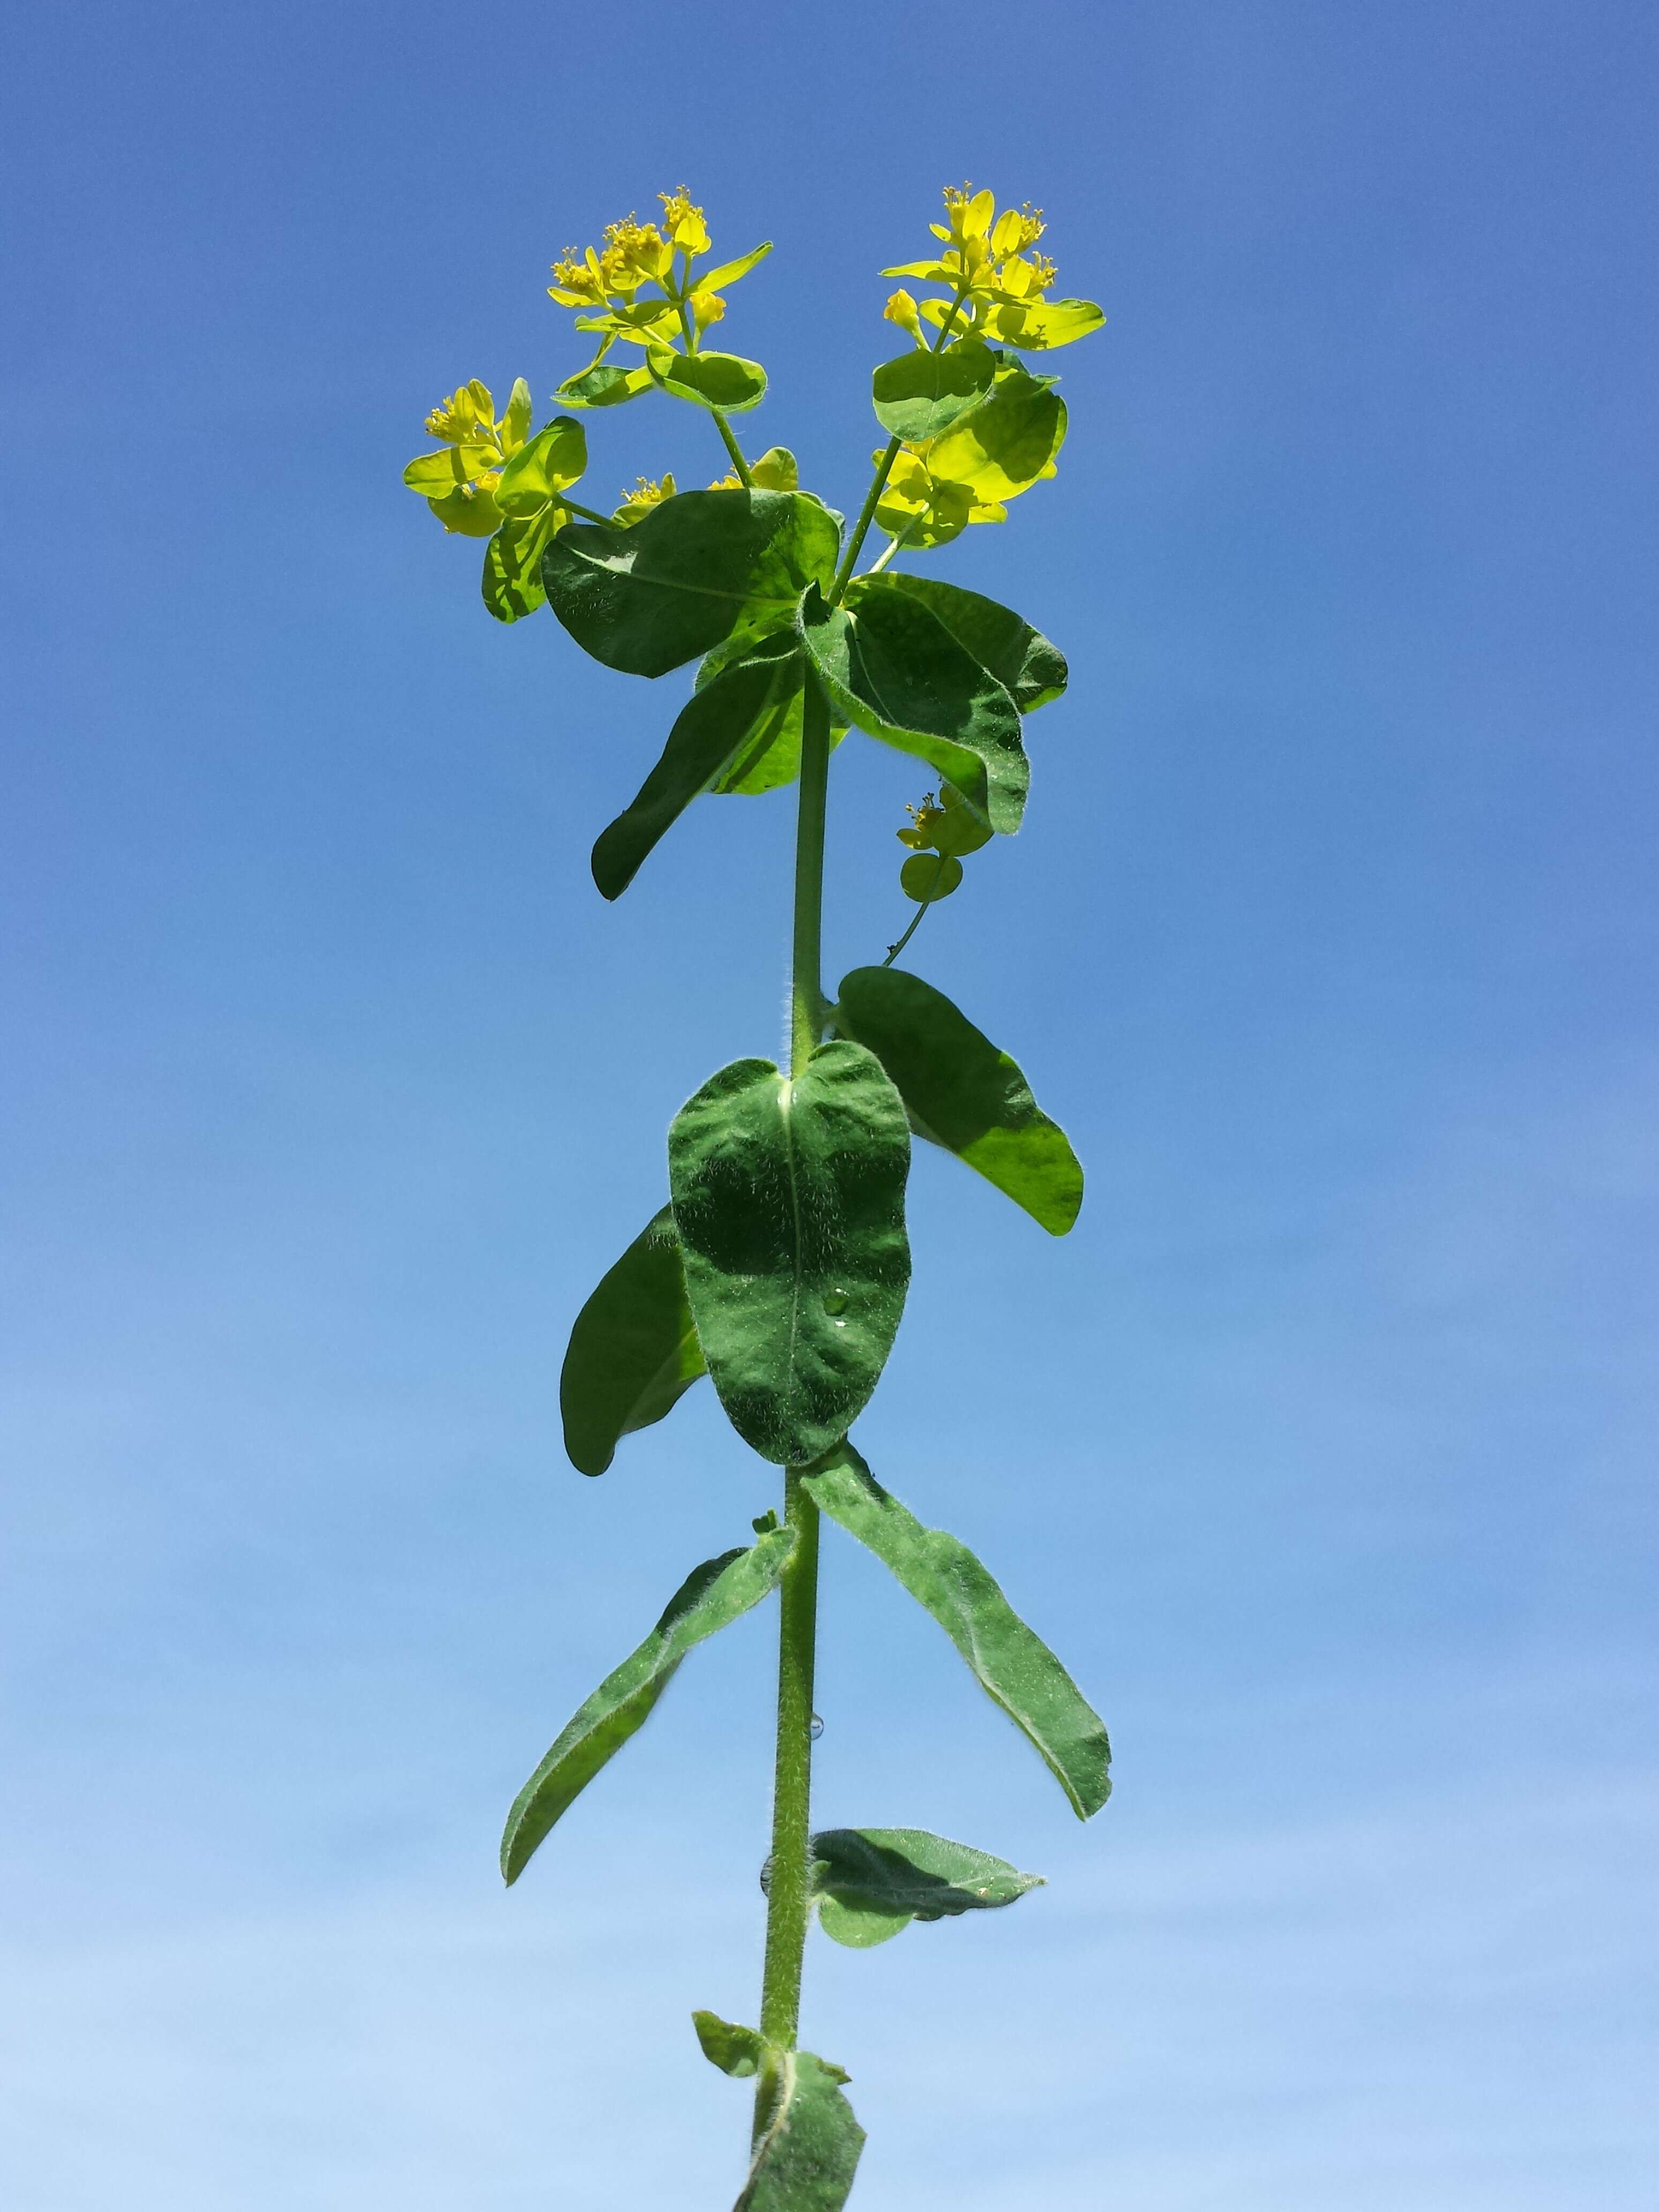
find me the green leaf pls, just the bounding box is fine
[812,1827,1043,1946]
[985,297,1107,350]
[796,580,1028,834]
[494,415,586,517]
[834,967,1084,1235]
[648,347,769,414]
[925,357,1067,502]
[543,490,841,678]
[870,340,997,443]
[481,512,554,623]
[869,574,1067,713]
[668,1044,911,1466]
[692,2010,766,2079]
[803,1442,1110,1819]
[425,482,503,537]
[558,1206,706,1474]
[556,361,655,408]
[738,2047,865,2212]
[592,636,804,898]
[748,446,798,491]
[696,633,847,795]
[500,1529,795,1882]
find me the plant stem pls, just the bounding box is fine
[756,675,833,2068]
[758,1467,820,2049]
[830,437,901,601]
[712,407,756,487]
[788,677,832,1073]
[880,853,947,967]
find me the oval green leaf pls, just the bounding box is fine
[692,2009,766,2079]
[543,490,841,678]
[500,1528,795,1882]
[556,361,655,408]
[834,966,1083,1234]
[738,2046,865,2212]
[812,1827,1043,1947]
[862,574,1067,713]
[494,415,586,517]
[481,512,554,624]
[796,580,1028,835]
[667,1044,911,1466]
[696,633,847,795]
[591,636,804,897]
[870,341,997,443]
[558,1206,706,1474]
[803,1442,1110,1819]
[648,346,769,414]
[899,853,962,902]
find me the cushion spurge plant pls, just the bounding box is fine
[405,183,1108,2207]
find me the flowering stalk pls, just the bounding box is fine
[404,184,1110,2210]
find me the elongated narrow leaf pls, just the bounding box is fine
[648,347,769,413]
[543,490,841,678]
[692,2010,765,2079]
[812,1827,1043,1947]
[699,241,774,291]
[796,581,1028,834]
[871,341,997,443]
[559,1207,705,1474]
[481,512,553,623]
[500,1529,795,1881]
[835,967,1083,1234]
[803,1443,1110,1818]
[591,637,803,896]
[668,1044,910,1466]
[738,2047,865,2212]
[926,358,1067,502]
[863,574,1066,713]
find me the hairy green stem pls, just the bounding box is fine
[755,675,833,2072]
[712,407,756,487]
[758,1468,821,2050]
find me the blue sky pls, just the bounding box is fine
[2,2,1656,2206]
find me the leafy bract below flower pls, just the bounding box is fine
[548,189,771,403]
[614,474,677,527]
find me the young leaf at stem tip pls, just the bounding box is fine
[667,1045,911,1466]
[834,966,1084,1234]
[558,1206,706,1474]
[500,1529,796,1883]
[802,1441,1110,1818]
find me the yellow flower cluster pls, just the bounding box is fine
[403,377,535,536]
[882,184,1057,345]
[893,782,993,907]
[614,473,677,527]
[547,190,768,362]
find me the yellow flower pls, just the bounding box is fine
[690,287,727,331]
[614,472,677,526]
[659,187,711,256]
[599,215,672,295]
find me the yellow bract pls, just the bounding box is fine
[884,289,923,345]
